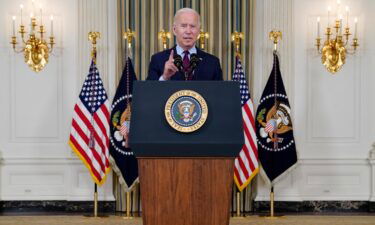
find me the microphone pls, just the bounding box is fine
[173,54,183,72]
[190,53,201,71]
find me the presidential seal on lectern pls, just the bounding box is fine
[165,90,208,133]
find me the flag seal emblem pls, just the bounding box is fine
[257,100,294,152]
[165,90,208,133]
[110,97,132,153]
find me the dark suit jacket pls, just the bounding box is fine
[147,46,223,81]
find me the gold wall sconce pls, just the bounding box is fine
[315,0,359,74]
[231,31,244,55]
[10,1,55,72]
[198,29,209,50]
[158,29,171,50]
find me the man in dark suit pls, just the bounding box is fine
[147,8,223,81]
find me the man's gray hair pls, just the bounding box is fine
[173,8,201,26]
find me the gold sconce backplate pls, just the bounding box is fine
[321,39,346,74]
[24,37,49,72]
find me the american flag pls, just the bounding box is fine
[68,60,111,185]
[232,56,259,191]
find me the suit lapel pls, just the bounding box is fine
[192,47,205,80]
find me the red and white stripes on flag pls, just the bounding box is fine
[69,61,111,185]
[265,119,277,133]
[233,56,259,191]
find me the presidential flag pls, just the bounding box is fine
[69,60,111,185]
[255,52,297,184]
[109,57,138,191]
[232,56,259,191]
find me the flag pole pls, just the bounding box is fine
[89,31,99,218]
[126,191,131,217]
[236,192,241,217]
[88,31,106,218]
[262,31,284,220]
[94,184,98,217]
[123,189,134,219]
[270,186,274,217]
[231,31,246,219]
[233,33,241,217]
[122,28,134,220]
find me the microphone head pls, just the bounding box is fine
[190,53,200,70]
[173,54,183,71]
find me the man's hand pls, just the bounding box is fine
[162,50,179,80]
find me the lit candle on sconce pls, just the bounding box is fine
[354,17,358,38]
[345,6,349,27]
[317,17,320,37]
[39,4,43,24]
[30,13,34,34]
[50,15,54,36]
[20,4,23,25]
[328,6,331,27]
[12,16,16,36]
[31,0,35,4]
[31,0,35,15]
[337,0,341,10]
[338,14,343,35]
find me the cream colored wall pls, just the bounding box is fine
[0,0,117,201]
[254,0,375,201]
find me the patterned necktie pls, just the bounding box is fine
[182,50,190,72]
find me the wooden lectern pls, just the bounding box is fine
[130,81,243,225]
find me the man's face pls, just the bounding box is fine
[173,12,200,50]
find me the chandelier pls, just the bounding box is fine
[10,1,55,72]
[315,0,358,74]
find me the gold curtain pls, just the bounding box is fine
[115,0,255,214]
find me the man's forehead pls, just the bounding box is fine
[176,12,199,23]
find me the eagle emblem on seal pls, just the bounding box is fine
[177,100,197,122]
[257,102,293,144]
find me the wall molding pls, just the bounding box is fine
[0,0,115,202]
[256,158,370,201]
